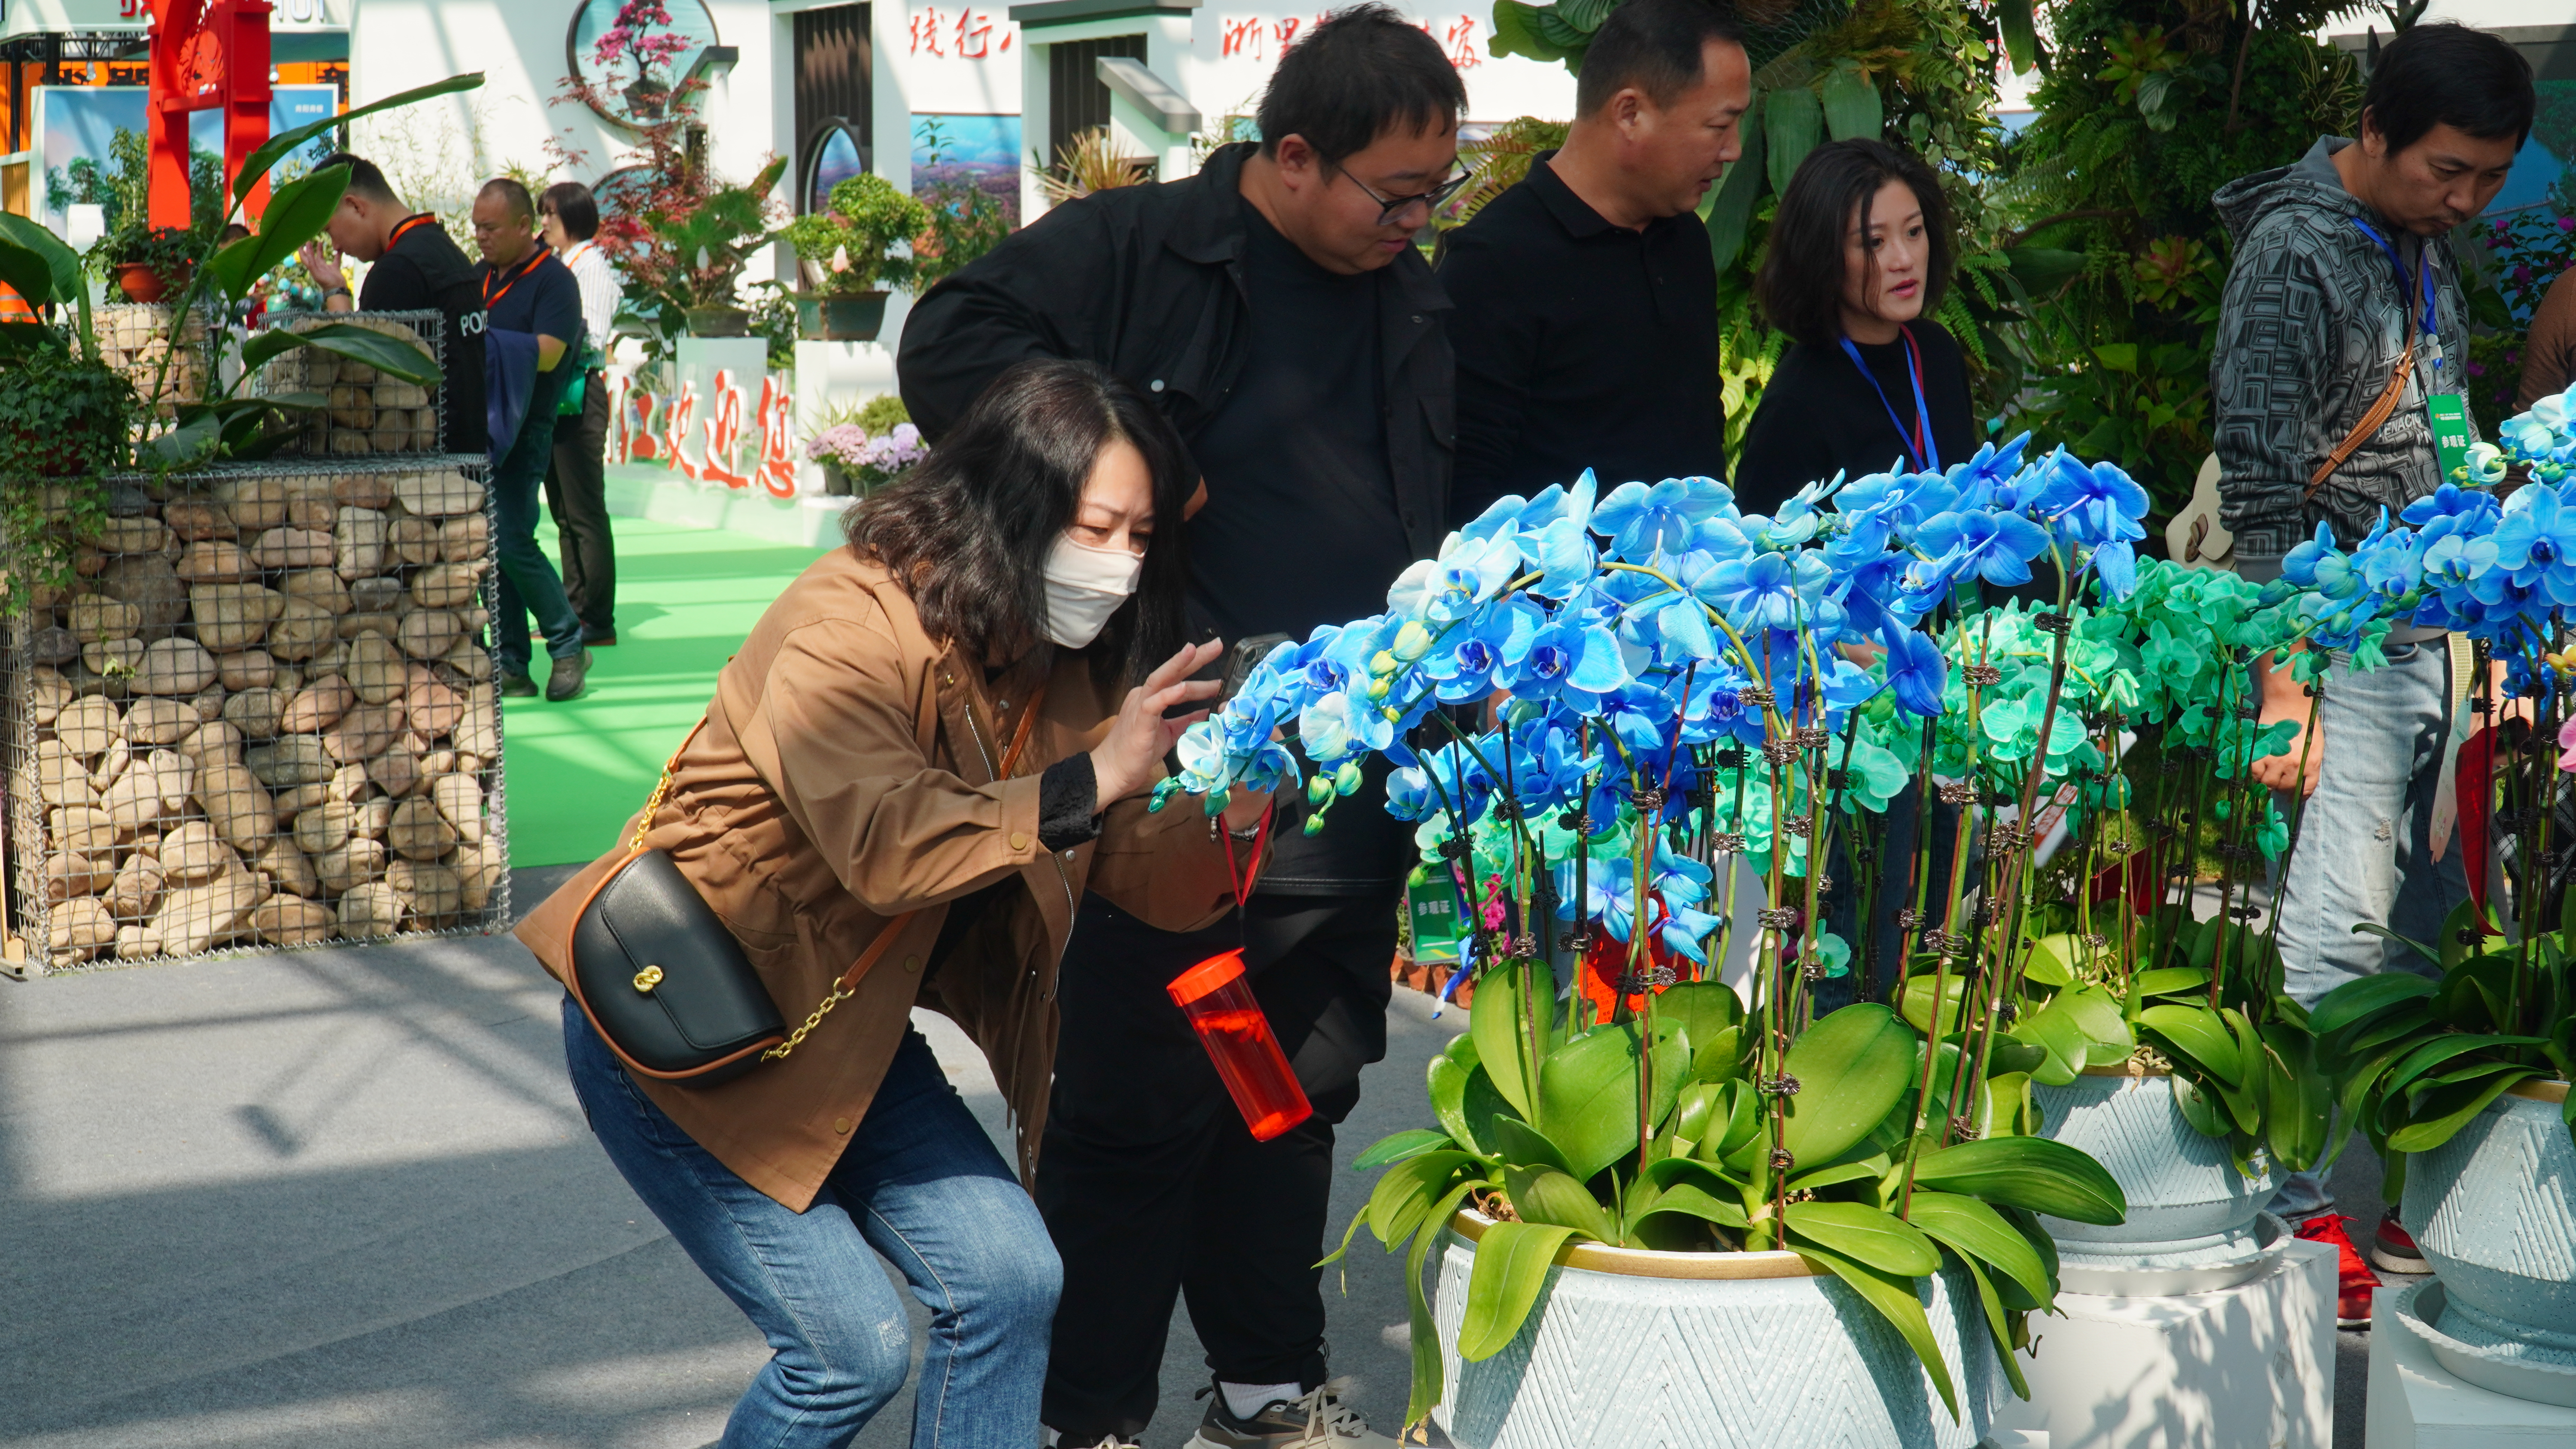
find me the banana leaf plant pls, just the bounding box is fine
[120,73,488,464]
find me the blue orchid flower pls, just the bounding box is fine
[1501,615,1628,702]
[1882,624,1949,718]
[1592,476,1735,561]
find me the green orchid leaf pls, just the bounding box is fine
[1700,1077,1764,1165]
[1634,1179,1749,1233]
[2171,1072,2229,1137]
[1643,1153,1739,1195]
[1673,1079,1725,1145]
[1908,1136,2126,1225]
[1503,1163,1618,1243]
[1355,1129,1457,1171]
[2140,1003,2243,1086]
[1539,1018,1685,1181]
[1470,955,1553,1119]
[2347,1006,2437,1057]
[1905,1190,2055,1311]
[1781,1003,1919,1169]
[1789,1156,1890,1194]
[234,72,486,211]
[2022,933,2079,987]
[1402,1177,1480,1433]
[2056,982,2131,1050]
[1491,1115,1575,1176]
[2388,1070,2537,1153]
[2384,1033,2551,1100]
[2262,1025,2336,1174]
[2131,966,2211,999]
[1366,1150,1479,1249]
[1787,1200,1941,1276]
[2310,970,2439,1038]
[1894,968,1968,1037]
[1950,1247,2033,1399]
[1457,1221,1575,1361]
[1689,1023,1745,1084]
[1793,1241,1960,1422]
[2012,1010,2088,1086]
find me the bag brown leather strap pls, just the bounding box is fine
[759,680,1051,1063]
[2306,332,2417,500]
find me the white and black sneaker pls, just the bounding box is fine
[1184,1378,1398,1449]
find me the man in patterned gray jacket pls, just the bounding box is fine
[2210,21,2529,1261]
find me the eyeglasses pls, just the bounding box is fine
[1330,161,1473,227]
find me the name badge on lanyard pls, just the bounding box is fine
[2351,218,2473,485]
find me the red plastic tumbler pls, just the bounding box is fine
[1167,949,1313,1141]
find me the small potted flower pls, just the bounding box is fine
[96,222,202,304]
[782,174,931,343]
[804,418,926,496]
[593,0,694,122]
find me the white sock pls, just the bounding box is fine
[1221,1380,1304,1419]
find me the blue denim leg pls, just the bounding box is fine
[489,400,585,676]
[2272,640,2467,1009]
[562,998,1059,1449]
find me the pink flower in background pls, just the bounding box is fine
[2558,714,2576,773]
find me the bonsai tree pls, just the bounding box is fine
[782,174,930,296]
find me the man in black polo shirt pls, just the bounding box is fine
[468,178,591,702]
[899,9,1459,1446]
[297,153,487,455]
[1439,0,1749,522]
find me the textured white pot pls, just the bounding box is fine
[2032,1067,2274,1289]
[2398,1079,2576,1403]
[1431,1210,2003,1449]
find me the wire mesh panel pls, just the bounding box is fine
[4,456,510,974]
[247,309,448,457]
[91,304,220,421]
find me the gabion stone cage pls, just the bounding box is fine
[3,456,510,975]
[249,309,447,457]
[91,304,219,421]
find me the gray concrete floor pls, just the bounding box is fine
[0,865,1453,1449]
[0,866,2388,1448]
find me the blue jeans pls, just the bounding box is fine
[2267,639,2467,1221]
[562,998,1060,1448]
[490,382,586,676]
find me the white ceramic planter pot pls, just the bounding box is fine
[2397,1079,2576,1404]
[1431,1210,2004,1449]
[2031,1068,2276,1291]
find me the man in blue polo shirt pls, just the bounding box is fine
[468,178,591,702]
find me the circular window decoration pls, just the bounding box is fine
[804,121,869,214]
[564,0,722,131]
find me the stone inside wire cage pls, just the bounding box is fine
[248,309,449,458]
[6,458,510,973]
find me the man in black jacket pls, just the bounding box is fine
[1439,0,1747,521]
[296,153,487,455]
[899,9,1459,1446]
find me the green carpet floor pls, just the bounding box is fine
[502,514,834,867]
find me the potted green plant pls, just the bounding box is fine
[0,213,140,603]
[639,155,789,337]
[781,173,930,343]
[98,222,201,304]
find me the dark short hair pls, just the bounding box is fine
[539,181,600,240]
[2362,21,2535,156]
[1755,139,1952,349]
[844,359,1192,685]
[315,151,398,205]
[478,177,537,225]
[1576,0,1746,115]
[1257,3,1465,164]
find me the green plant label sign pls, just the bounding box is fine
[1406,869,1463,965]
[2428,391,2475,485]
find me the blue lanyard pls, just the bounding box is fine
[2349,218,2442,371]
[1838,325,1939,474]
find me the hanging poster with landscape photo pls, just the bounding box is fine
[911,113,1021,229]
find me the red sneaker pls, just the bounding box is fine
[2369,1209,2432,1275]
[2293,1214,2383,1328]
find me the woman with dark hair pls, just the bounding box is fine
[517,358,1273,1449]
[1734,138,1975,515]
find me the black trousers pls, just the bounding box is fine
[1037,891,1394,1441]
[541,369,615,637]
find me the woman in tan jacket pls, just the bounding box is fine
[516,360,1270,1449]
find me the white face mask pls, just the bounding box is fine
[1040,533,1144,648]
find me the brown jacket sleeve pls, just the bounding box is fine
[1088,790,1274,934]
[731,610,1048,917]
[2518,268,2576,413]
